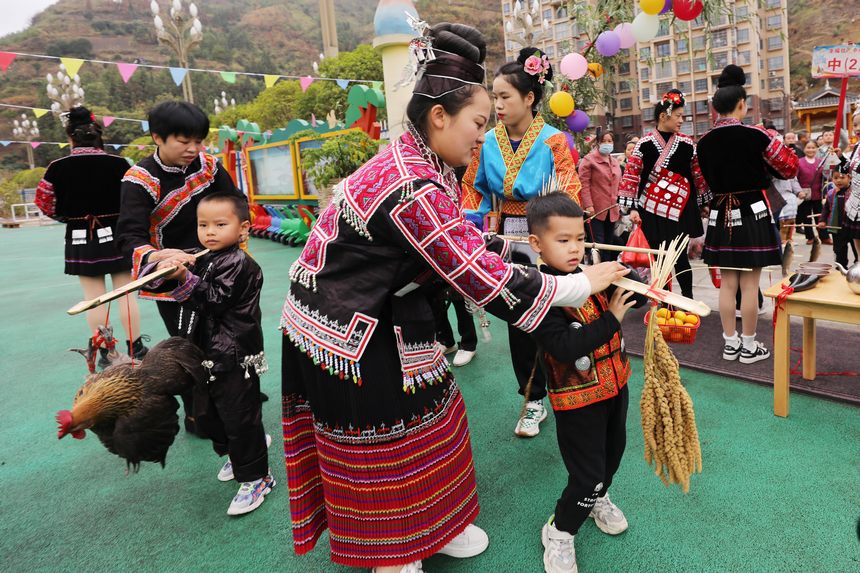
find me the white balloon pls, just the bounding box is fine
[189,2,197,17]
[631,12,659,43]
[150,1,159,15]
[172,0,182,13]
[525,14,533,28]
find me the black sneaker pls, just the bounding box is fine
[722,339,741,361]
[127,335,150,360]
[739,342,770,364]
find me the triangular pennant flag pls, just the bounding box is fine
[220,71,237,84]
[58,143,69,149]
[264,74,279,89]
[137,145,146,150]
[141,120,150,132]
[371,81,383,91]
[102,116,115,127]
[311,113,318,127]
[111,144,123,150]
[169,67,188,86]
[336,79,349,90]
[60,58,84,78]
[30,142,41,149]
[0,52,16,72]
[0,141,9,147]
[116,62,138,83]
[33,108,49,118]
[300,75,314,92]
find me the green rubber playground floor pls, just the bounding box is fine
[1,224,858,573]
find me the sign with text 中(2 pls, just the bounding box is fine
[811,44,860,78]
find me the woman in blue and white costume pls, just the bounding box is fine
[462,47,581,438]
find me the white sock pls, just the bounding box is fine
[741,333,757,351]
[723,331,740,345]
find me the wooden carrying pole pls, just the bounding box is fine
[67,250,209,315]
[496,234,666,256]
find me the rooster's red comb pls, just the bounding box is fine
[56,410,85,440]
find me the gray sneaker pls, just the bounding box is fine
[226,472,276,516]
[217,433,272,481]
[589,494,629,535]
[515,400,548,437]
[542,517,577,573]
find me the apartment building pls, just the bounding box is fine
[501,1,792,145]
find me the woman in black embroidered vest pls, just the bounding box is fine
[279,22,628,573]
[34,106,147,367]
[617,90,711,300]
[696,65,799,365]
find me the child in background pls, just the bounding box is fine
[821,164,858,268]
[525,192,647,573]
[155,192,274,515]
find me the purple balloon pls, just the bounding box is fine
[595,31,621,57]
[565,110,590,133]
[660,0,673,15]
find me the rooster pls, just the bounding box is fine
[56,337,206,472]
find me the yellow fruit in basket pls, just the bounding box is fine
[656,308,670,319]
[684,314,699,326]
[674,310,687,321]
[656,317,667,326]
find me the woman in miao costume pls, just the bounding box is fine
[840,110,860,255]
[696,65,799,365]
[461,47,581,439]
[280,21,628,573]
[617,89,711,300]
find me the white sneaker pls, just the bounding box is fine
[452,349,475,367]
[542,517,577,573]
[436,524,489,558]
[589,494,629,535]
[739,341,770,364]
[218,433,272,481]
[722,337,741,361]
[438,342,457,355]
[514,400,547,437]
[372,561,424,573]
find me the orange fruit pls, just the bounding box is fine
[656,308,670,319]
[656,317,667,326]
[674,310,687,321]
[684,314,699,325]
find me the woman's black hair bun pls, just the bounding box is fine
[431,23,486,64]
[516,46,553,82]
[67,106,95,128]
[717,64,745,88]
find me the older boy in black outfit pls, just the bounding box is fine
[156,192,275,515]
[525,192,647,573]
[821,164,858,268]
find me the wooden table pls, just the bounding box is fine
[763,272,860,417]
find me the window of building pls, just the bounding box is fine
[503,2,511,14]
[555,6,568,19]
[656,82,673,94]
[694,78,708,92]
[692,35,706,50]
[677,59,691,74]
[768,56,784,70]
[738,50,751,65]
[693,57,707,72]
[618,80,631,93]
[656,41,671,58]
[769,76,785,90]
[642,87,651,102]
[767,36,783,51]
[505,39,514,51]
[772,117,785,131]
[695,120,710,134]
[737,28,750,43]
[543,8,552,20]
[694,100,709,114]
[693,15,705,28]
[711,75,722,88]
[735,5,749,19]
[711,29,728,48]
[554,22,569,39]
[656,61,673,79]
[642,110,652,123]
[640,66,650,81]
[640,46,651,61]
[679,81,691,94]
[544,45,555,57]
[621,115,634,128]
[677,38,688,54]
[769,97,784,111]
[619,61,630,75]
[658,19,671,37]
[711,51,729,70]
[620,98,633,111]
[745,73,752,86]
[767,15,782,29]
[767,0,780,8]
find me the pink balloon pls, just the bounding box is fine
[560,53,588,80]
[613,23,636,49]
[565,110,590,133]
[595,31,621,57]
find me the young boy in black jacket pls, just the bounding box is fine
[525,192,647,573]
[156,192,274,515]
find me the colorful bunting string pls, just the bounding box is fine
[0,139,154,148]
[116,62,138,83]
[169,67,188,86]
[0,103,147,129]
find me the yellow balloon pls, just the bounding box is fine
[549,91,575,118]
[587,62,604,78]
[640,0,664,16]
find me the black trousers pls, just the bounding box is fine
[195,368,268,482]
[509,324,546,401]
[833,227,858,268]
[553,384,628,535]
[431,292,478,352]
[796,199,830,241]
[156,301,195,421]
[587,218,618,263]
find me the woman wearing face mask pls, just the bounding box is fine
[462,47,582,439]
[579,131,621,262]
[617,90,711,300]
[696,65,799,366]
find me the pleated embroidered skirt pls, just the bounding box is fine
[281,321,479,568]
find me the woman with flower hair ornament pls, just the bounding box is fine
[617,89,712,300]
[462,47,582,439]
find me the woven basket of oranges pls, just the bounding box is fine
[643,305,701,344]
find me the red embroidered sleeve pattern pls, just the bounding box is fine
[618,152,644,209]
[763,133,800,179]
[691,153,712,206]
[390,183,557,332]
[132,244,157,280]
[122,165,161,203]
[34,179,56,218]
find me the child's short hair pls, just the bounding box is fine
[148,101,209,140]
[526,192,584,234]
[199,192,250,222]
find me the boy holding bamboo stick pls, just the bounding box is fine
[525,192,647,573]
